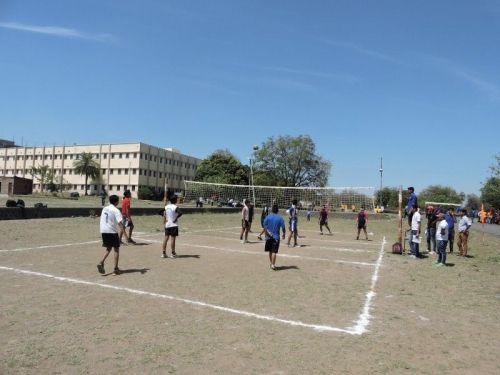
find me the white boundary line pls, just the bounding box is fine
[0,236,386,335]
[0,265,352,334]
[137,237,377,267]
[346,236,387,335]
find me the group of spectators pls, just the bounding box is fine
[405,187,473,265]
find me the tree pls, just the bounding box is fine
[73,152,101,196]
[418,185,464,205]
[30,165,55,193]
[194,149,249,185]
[489,153,500,177]
[253,135,331,187]
[464,193,480,210]
[375,187,400,209]
[481,177,500,210]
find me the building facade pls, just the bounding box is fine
[0,176,33,195]
[0,142,201,198]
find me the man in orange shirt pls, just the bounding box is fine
[119,190,136,244]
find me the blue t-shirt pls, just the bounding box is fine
[445,213,455,231]
[264,213,286,240]
[406,192,417,212]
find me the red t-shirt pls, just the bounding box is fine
[121,197,131,217]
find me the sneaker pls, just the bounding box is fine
[128,238,136,244]
[436,263,444,267]
[161,252,168,258]
[356,237,359,240]
[270,264,276,270]
[293,244,300,248]
[171,252,177,258]
[113,267,121,275]
[97,263,105,274]
[409,255,417,259]
[320,232,323,235]
[240,239,245,244]
[120,241,127,246]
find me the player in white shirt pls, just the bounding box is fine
[162,195,183,258]
[97,195,126,275]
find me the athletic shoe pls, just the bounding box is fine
[161,252,168,258]
[356,237,359,240]
[171,252,177,258]
[97,263,105,274]
[270,264,276,270]
[113,268,121,275]
[320,232,323,235]
[409,255,417,259]
[128,238,136,244]
[436,263,444,267]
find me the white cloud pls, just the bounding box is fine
[324,40,399,63]
[0,21,117,43]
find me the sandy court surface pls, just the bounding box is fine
[1,213,499,374]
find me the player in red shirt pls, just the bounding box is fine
[119,190,136,244]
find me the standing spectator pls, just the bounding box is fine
[405,187,418,226]
[409,204,421,258]
[263,204,286,270]
[162,195,183,258]
[286,199,299,247]
[239,199,251,244]
[257,204,270,241]
[306,207,312,221]
[97,195,126,275]
[426,206,437,254]
[356,207,368,240]
[100,188,107,207]
[319,205,332,235]
[457,208,472,257]
[470,208,477,223]
[119,190,136,244]
[435,213,449,266]
[445,207,456,253]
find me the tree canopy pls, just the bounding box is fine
[481,176,500,210]
[418,185,464,205]
[73,152,101,195]
[253,135,331,187]
[194,149,249,185]
[30,165,55,193]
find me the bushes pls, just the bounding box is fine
[138,186,165,201]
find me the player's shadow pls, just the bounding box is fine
[175,255,200,259]
[129,242,150,246]
[275,265,299,271]
[464,255,475,258]
[102,268,150,276]
[445,263,455,267]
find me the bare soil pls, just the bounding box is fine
[1,212,499,374]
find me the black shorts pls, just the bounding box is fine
[165,227,179,237]
[121,218,134,228]
[357,222,366,229]
[265,238,280,253]
[320,219,327,225]
[102,233,120,249]
[241,219,250,229]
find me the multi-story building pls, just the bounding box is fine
[0,142,201,198]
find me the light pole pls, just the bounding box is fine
[379,157,383,208]
[250,145,259,206]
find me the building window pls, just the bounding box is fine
[117,185,121,191]
[110,169,114,175]
[112,153,115,159]
[119,153,123,159]
[94,185,97,190]
[124,169,128,175]
[133,169,137,175]
[149,170,152,176]
[118,169,122,175]
[103,153,107,159]
[95,154,99,159]
[154,156,157,162]
[126,153,130,158]
[159,172,162,178]
[81,185,84,190]
[134,153,137,158]
[132,185,136,191]
[102,169,106,174]
[153,171,156,177]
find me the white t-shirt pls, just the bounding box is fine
[165,203,180,228]
[100,204,123,234]
[241,205,249,221]
[411,211,421,231]
[436,220,449,241]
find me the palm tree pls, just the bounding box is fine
[73,152,101,196]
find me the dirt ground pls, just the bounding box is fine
[0,211,499,374]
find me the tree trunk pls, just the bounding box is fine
[85,175,88,196]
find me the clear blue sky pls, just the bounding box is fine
[1,1,499,196]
